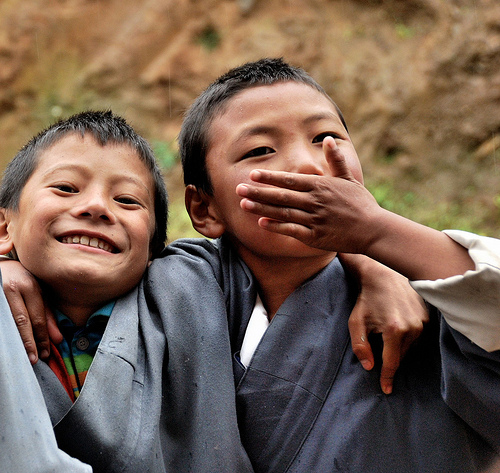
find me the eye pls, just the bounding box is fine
[242,146,275,159]
[115,196,141,207]
[51,184,78,194]
[312,132,342,144]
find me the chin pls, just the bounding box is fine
[261,236,327,258]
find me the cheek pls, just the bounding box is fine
[344,152,363,184]
[216,168,249,205]
[130,216,156,257]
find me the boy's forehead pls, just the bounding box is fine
[217,82,339,121]
[208,82,343,140]
[37,133,141,168]
[34,134,153,190]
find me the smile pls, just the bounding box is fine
[60,235,117,253]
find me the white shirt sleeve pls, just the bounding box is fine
[410,230,500,352]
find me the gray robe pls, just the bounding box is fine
[209,238,500,473]
[29,240,253,473]
[0,282,92,473]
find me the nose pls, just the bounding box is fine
[71,191,116,223]
[286,145,326,175]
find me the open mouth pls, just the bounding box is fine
[59,235,118,253]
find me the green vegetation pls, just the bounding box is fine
[395,23,415,40]
[365,177,497,237]
[153,140,178,170]
[197,25,221,51]
[166,195,200,242]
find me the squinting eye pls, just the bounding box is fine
[242,146,275,159]
[115,196,140,206]
[312,132,342,143]
[52,184,77,193]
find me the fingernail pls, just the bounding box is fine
[40,349,49,359]
[250,170,262,180]
[382,384,393,395]
[28,353,37,364]
[237,184,248,196]
[259,218,269,228]
[360,359,371,370]
[242,199,255,210]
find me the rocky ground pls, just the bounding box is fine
[0,0,498,239]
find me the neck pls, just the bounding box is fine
[45,286,109,327]
[243,252,336,319]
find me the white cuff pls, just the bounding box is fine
[410,230,500,352]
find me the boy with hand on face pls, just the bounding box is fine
[179,58,500,472]
[236,136,500,351]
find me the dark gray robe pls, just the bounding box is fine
[209,238,500,473]
[9,235,500,473]
[32,240,253,473]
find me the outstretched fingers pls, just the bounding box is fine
[236,176,316,230]
[247,169,316,192]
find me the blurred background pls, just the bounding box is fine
[0,0,498,242]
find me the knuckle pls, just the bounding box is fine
[13,312,30,328]
[4,279,19,293]
[283,175,296,187]
[348,313,364,329]
[408,322,424,335]
[386,320,406,337]
[277,189,290,204]
[282,207,292,220]
[23,340,36,353]
[316,179,330,193]
[5,278,31,294]
[351,343,367,358]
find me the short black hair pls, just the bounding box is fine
[178,58,348,194]
[0,110,168,257]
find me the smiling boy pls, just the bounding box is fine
[179,58,500,472]
[1,132,155,329]
[0,111,253,472]
[0,114,162,401]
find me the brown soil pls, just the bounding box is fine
[0,0,498,239]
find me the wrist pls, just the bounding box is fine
[338,253,392,286]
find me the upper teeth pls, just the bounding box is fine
[61,235,114,253]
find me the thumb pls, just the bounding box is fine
[323,136,356,180]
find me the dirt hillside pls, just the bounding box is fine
[0,0,499,239]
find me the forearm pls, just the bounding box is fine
[338,252,390,284]
[362,208,475,281]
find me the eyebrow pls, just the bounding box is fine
[302,111,344,126]
[235,125,276,142]
[42,164,152,194]
[234,111,345,144]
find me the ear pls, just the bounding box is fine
[185,185,225,239]
[0,209,15,256]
